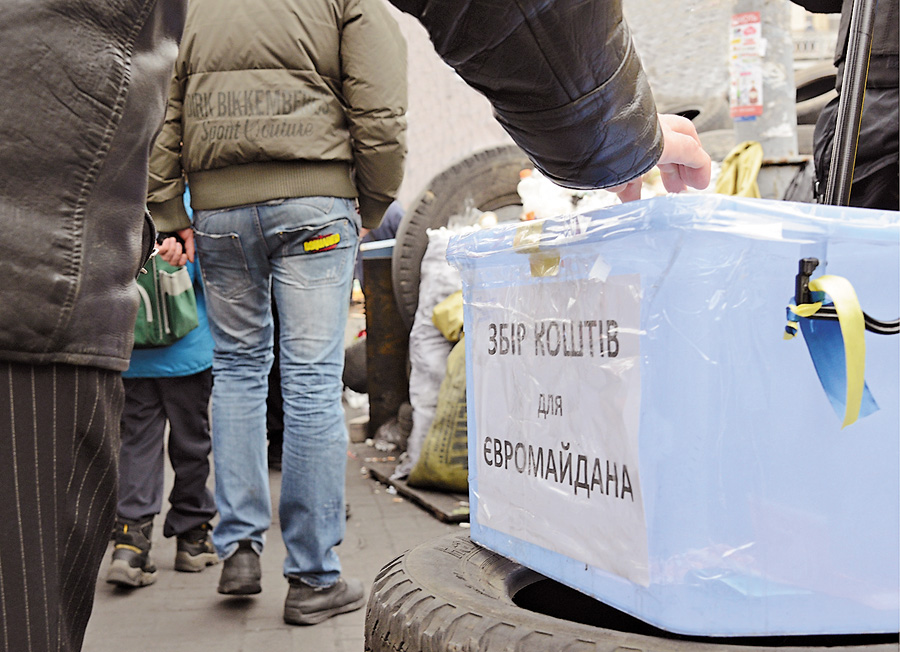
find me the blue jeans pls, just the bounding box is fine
[193,197,358,586]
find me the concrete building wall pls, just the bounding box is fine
[386,5,513,209]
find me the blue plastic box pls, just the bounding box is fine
[446,195,899,637]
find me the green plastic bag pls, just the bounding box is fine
[133,256,198,348]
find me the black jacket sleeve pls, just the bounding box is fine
[389,0,663,189]
[787,0,842,12]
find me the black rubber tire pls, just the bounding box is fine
[699,124,815,162]
[392,145,532,331]
[795,61,837,125]
[797,90,837,125]
[659,96,732,133]
[342,336,367,394]
[365,533,899,652]
[795,61,837,104]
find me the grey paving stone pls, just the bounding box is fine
[84,445,458,651]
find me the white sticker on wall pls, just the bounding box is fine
[469,273,649,586]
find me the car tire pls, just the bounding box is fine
[365,533,898,652]
[342,336,367,394]
[392,145,532,331]
[795,61,837,125]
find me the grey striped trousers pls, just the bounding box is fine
[0,362,122,652]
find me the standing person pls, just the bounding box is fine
[790,0,898,209]
[0,1,187,650]
[148,0,407,625]
[106,248,218,588]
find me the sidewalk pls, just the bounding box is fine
[83,439,460,652]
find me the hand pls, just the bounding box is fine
[157,227,195,266]
[360,227,370,240]
[610,113,712,203]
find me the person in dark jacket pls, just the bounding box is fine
[386,0,711,200]
[0,1,187,650]
[791,0,899,209]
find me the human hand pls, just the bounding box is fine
[157,227,195,266]
[610,113,711,203]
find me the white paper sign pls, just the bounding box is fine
[470,274,649,586]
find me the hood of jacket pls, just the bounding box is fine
[0,0,187,371]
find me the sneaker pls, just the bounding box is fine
[175,522,218,572]
[217,539,261,595]
[283,577,365,625]
[106,517,157,588]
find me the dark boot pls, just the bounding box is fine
[175,522,218,572]
[283,576,365,625]
[106,517,157,588]
[217,539,262,595]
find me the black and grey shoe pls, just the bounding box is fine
[283,576,365,625]
[106,517,157,588]
[175,522,218,572]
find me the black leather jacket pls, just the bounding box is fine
[389,0,664,189]
[0,1,187,371]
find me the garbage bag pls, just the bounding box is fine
[407,335,468,492]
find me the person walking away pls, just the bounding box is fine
[149,0,407,626]
[106,249,218,587]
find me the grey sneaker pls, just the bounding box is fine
[217,539,261,595]
[175,522,218,572]
[283,577,365,625]
[106,518,157,588]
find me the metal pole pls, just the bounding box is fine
[821,0,878,206]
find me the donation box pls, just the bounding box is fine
[445,195,899,637]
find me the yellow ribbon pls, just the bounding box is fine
[797,275,866,428]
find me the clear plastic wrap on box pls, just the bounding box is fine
[446,194,900,637]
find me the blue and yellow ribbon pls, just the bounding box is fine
[785,274,878,428]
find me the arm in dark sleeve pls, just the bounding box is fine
[787,0,842,13]
[388,0,662,189]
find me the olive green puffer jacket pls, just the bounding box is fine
[147,0,407,232]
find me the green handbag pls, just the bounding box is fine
[133,255,199,348]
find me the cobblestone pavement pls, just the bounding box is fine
[84,445,459,652]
